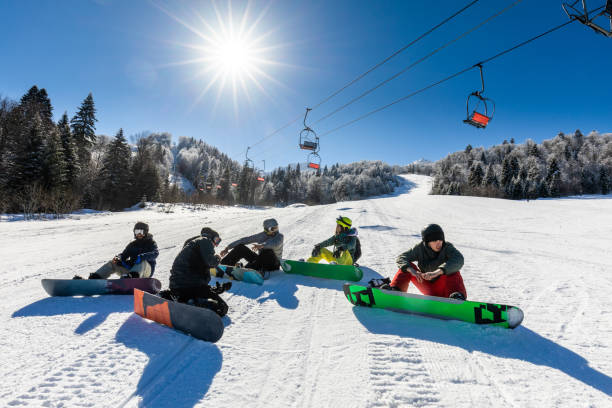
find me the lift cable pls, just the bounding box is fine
[313,0,524,126]
[235,0,481,158]
[319,18,576,138]
[310,0,482,111]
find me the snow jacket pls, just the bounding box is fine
[396,241,464,275]
[225,231,284,260]
[169,236,219,290]
[316,228,358,259]
[119,234,159,275]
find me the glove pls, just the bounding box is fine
[210,281,232,295]
[311,245,321,257]
[134,255,142,264]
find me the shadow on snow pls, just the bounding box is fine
[213,266,385,316]
[352,307,612,396]
[114,315,222,407]
[12,295,133,334]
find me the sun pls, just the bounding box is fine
[155,1,282,111]
[207,33,259,83]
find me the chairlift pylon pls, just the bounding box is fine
[463,64,495,129]
[563,0,612,38]
[299,108,320,151]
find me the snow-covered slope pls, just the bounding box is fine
[2,174,612,407]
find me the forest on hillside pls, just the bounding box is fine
[0,86,399,217]
[431,132,612,199]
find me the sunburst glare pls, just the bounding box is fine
[154,1,284,114]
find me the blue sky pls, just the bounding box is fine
[1,0,611,170]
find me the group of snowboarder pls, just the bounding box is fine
[79,215,467,316]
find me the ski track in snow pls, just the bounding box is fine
[2,174,612,407]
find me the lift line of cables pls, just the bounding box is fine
[237,0,482,158]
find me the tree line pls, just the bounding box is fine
[431,132,611,199]
[0,86,400,216]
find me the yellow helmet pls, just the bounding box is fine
[336,216,352,229]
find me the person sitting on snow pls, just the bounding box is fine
[379,223,467,300]
[82,221,159,280]
[166,227,230,316]
[218,218,284,274]
[308,216,359,265]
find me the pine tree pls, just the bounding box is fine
[100,129,132,210]
[71,93,97,166]
[468,163,484,187]
[12,113,45,189]
[483,164,498,187]
[600,166,610,195]
[57,112,80,188]
[41,128,66,190]
[217,166,232,203]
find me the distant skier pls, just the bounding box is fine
[308,216,360,265]
[166,227,230,316]
[83,221,159,279]
[379,224,467,299]
[218,218,284,273]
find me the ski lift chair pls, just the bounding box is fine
[299,129,319,151]
[256,172,265,182]
[299,107,320,151]
[464,93,495,129]
[463,64,495,129]
[307,152,321,169]
[563,0,612,37]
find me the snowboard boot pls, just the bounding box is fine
[449,292,466,300]
[368,277,390,288]
[88,273,103,279]
[72,275,83,280]
[380,283,401,291]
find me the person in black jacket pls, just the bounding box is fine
[88,221,159,279]
[167,227,229,316]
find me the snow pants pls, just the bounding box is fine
[307,248,353,265]
[94,260,152,279]
[390,262,467,299]
[220,244,280,271]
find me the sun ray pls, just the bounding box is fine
[155,0,289,113]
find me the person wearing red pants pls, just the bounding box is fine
[383,224,467,300]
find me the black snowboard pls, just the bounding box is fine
[134,289,224,343]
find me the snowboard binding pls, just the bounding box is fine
[368,277,390,288]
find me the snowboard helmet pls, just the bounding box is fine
[336,216,352,229]
[201,227,221,246]
[134,221,149,237]
[421,224,444,243]
[263,218,279,234]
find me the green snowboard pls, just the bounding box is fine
[280,259,363,282]
[344,283,524,329]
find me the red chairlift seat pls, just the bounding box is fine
[464,111,491,128]
[307,152,321,170]
[299,139,318,151]
[256,176,265,182]
[463,64,495,129]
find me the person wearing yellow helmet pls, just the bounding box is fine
[307,216,358,265]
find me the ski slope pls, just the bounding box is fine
[2,174,612,408]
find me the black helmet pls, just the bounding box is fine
[421,224,444,243]
[201,227,221,246]
[134,221,149,236]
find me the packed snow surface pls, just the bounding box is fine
[2,174,612,407]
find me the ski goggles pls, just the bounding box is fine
[264,226,278,233]
[212,236,222,246]
[133,229,145,236]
